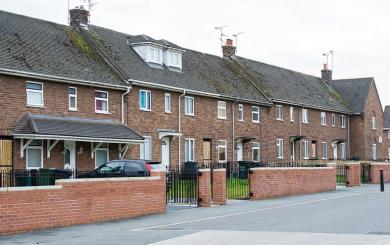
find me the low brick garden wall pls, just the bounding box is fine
[370,163,390,184]
[0,172,166,235]
[249,167,336,200]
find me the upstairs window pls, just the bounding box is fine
[166,50,182,69]
[165,93,171,113]
[95,91,108,113]
[372,117,376,129]
[252,106,260,123]
[331,114,336,127]
[217,140,227,162]
[321,112,327,126]
[290,107,294,122]
[26,82,44,107]
[340,115,346,128]
[276,105,283,120]
[302,108,309,123]
[140,90,152,111]
[238,104,244,121]
[184,96,194,116]
[218,101,227,119]
[68,87,77,111]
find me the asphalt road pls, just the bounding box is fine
[1,184,390,245]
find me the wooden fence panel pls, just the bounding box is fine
[0,139,12,167]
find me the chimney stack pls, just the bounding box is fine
[222,38,236,58]
[321,63,333,85]
[69,5,89,28]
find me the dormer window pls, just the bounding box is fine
[148,46,163,64]
[165,50,182,69]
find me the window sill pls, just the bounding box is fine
[218,117,227,120]
[290,120,294,123]
[95,111,110,115]
[140,109,152,112]
[165,111,171,114]
[69,109,78,112]
[321,125,327,127]
[302,122,309,124]
[252,121,260,124]
[276,157,284,159]
[276,118,284,121]
[185,114,195,117]
[26,105,45,109]
[238,119,244,122]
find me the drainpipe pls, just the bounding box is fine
[121,86,131,124]
[347,115,350,159]
[232,99,238,162]
[178,90,186,168]
[299,106,303,161]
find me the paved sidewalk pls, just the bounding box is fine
[1,184,390,245]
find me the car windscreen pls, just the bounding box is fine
[97,162,125,173]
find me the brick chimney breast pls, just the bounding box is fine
[321,63,333,85]
[222,38,236,58]
[69,6,89,27]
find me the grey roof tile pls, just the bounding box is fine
[332,78,373,114]
[13,113,144,141]
[0,10,124,87]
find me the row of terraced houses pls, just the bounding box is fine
[0,6,388,172]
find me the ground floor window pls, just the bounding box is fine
[303,140,309,159]
[140,136,152,160]
[276,139,283,159]
[217,140,227,162]
[340,143,346,160]
[322,142,328,160]
[372,144,377,160]
[185,138,195,162]
[26,140,43,169]
[252,142,260,162]
[95,146,109,168]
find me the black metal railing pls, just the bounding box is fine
[166,164,198,205]
[360,162,371,183]
[336,165,347,186]
[0,169,73,188]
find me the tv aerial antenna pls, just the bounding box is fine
[322,50,334,72]
[233,31,244,51]
[214,25,228,47]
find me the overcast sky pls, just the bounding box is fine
[2,0,389,107]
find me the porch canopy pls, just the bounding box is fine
[12,113,144,158]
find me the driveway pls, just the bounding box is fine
[1,184,390,245]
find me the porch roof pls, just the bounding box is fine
[12,113,144,144]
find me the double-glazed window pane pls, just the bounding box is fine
[139,90,151,110]
[303,141,309,159]
[185,139,195,162]
[217,140,227,162]
[238,104,244,121]
[69,87,77,110]
[276,139,283,158]
[218,101,226,119]
[252,142,260,162]
[252,106,260,122]
[96,149,108,167]
[95,91,108,113]
[26,82,43,106]
[185,96,194,115]
[165,93,171,113]
[27,141,42,169]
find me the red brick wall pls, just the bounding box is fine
[212,169,226,205]
[346,163,361,187]
[249,167,336,200]
[198,169,211,207]
[370,163,390,183]
[0,176,166,235]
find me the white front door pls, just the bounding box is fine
[236,142,243,161]
[161,137,170,168]
[64,141,76,170]
[332,143,337,160]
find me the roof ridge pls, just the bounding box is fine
[0,9,66,27]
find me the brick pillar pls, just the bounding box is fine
[198,169,211,207]
[150,170,167,205]
[212,169,226,205]
[345,163,361,187]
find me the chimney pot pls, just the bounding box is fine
[225,38,233,46]
[69,6,89,27]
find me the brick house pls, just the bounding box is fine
[0,7,385,171]
[383,106,390,161]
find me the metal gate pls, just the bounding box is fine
[225,162,250,199]
[336,164,347,186]
[361,162,371,183]
[166,165,198,206]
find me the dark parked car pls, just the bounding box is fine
[78,160,165,178]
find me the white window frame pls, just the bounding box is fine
[331,114,336,127]
[217,140,227,162]
[184,138,195,162]
[321,112,327,126]
[165,93,171,113]
[238,104,244,121]
[372,117,376,130]
[26,81,44,107]
[303,140,309,160]
[166,50,182,69]
[252,106,260,123]
[26,141,43,169]
[340,115,346,128]
[184,96,195,116]
[218,101,227,119]
[276,105,284,121]
[140,136,152,160]
[290,107,294,122]
[322,142,328,160]
[388,130,390,139]
[340,143,346,160]
[95,148,109,168]
[95,90,109,114]
[372,144,377,160]
[68,87,77,111]
[302,108,309,124]
[252,142,260,162]
[139,89,152,111]
[276,139,284,159]
[148,46,163,65]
